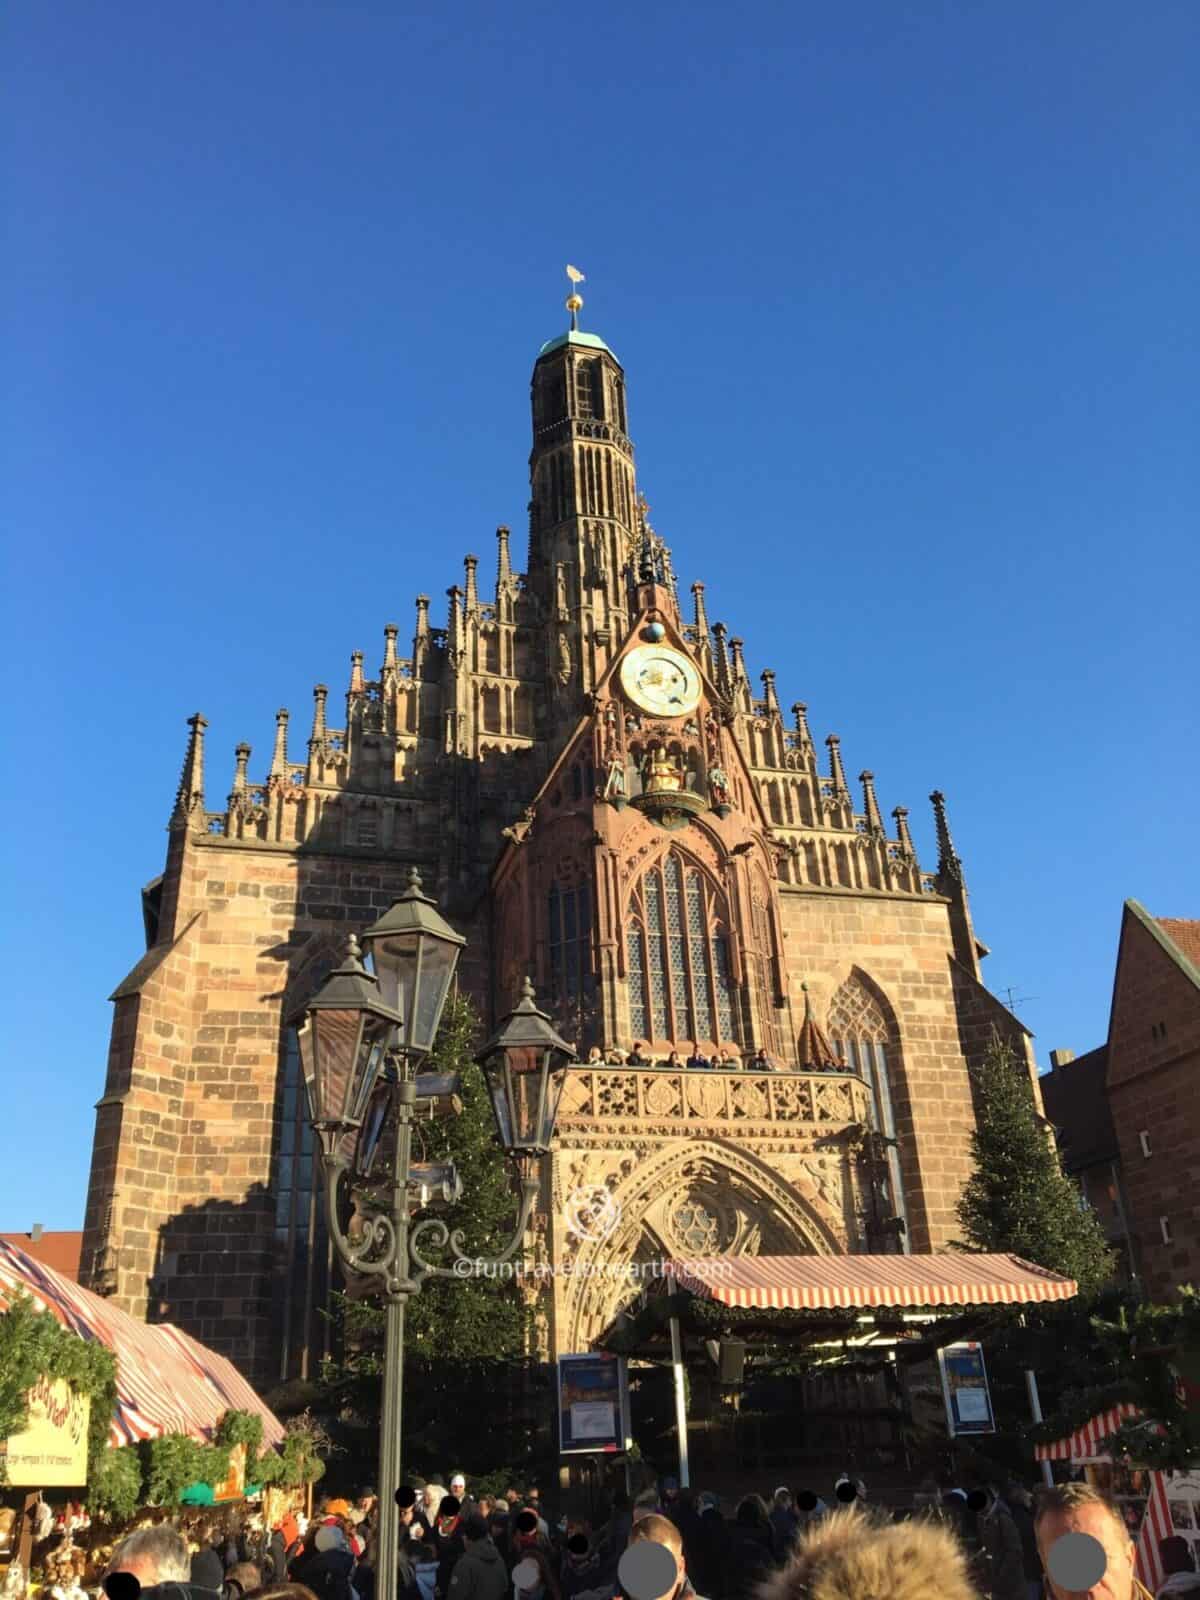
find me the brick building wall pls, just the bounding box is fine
[1107,903,1200,1297]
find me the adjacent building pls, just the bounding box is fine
[80,299,1034,1385]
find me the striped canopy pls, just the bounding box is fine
[0,1238,283,1450]
[1034,1400,1141,1462]
[666,1252,1078,1311]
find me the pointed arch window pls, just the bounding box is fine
[829,975,909,1245]
[627,853,737,1044]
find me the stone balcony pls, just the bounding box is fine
[555,1065,870,1133]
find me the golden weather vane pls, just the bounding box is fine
[565,264,585,329]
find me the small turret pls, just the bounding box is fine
[381,625,399,680]
[349,651,365,695]
[446,585,465,666]
[930,790,981,978]
[269,708,290,782]
[464,554,479,617]
[892,805,916,857]
[712,622,732,699]
[172,712,208,827]
[826,734,850,800]
[229,741,251,801]
[413,596,431,673]
[860,770,884,835]
[761,669,781,717]
[308,686,328,770]
[496,526,513,592]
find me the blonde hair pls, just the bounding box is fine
[1034,1482,1129,1541]
[628,1515,683,1558]
[760,1508,978,1600]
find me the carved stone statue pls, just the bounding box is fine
[501,805,535,845]
[708,764,730,807]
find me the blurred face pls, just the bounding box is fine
[1036,1504,1136,1600]
[423,1488,437,1510]
[110,1555,161,1588]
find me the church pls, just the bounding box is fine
[80,287,1035,1387]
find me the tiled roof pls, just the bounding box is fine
[1158,917,1200,975]
[0,1230,83,1281]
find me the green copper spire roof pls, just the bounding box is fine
[537,329,618,361]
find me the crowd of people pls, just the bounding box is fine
[37,1467,1199,1600]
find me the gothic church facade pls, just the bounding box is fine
[81,310,1032,1383]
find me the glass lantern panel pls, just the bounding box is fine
[505,1044,545,1149]
[310,1008,366,1127]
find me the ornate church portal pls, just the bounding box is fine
[80,283,1037,1384]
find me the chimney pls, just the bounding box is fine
[1048,1049,1076,1070]
[31,1222,43,1241]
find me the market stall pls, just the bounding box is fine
[0,1238,283,1450]
[1035,1402,1174,1593]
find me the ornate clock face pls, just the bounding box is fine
[620,643,702,718]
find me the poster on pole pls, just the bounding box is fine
[937,1342,996,1435]
[557,1353,630,1454]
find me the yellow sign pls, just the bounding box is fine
[212,1441,246,1503]
[1,1376,91,1486]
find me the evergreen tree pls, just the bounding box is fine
[957,1032,1115,1295]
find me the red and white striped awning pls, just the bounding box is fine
[665,1252,1078,1311]
[0,1238,283,1450]
[1033,1401,1141,1462]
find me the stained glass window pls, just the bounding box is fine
[626,853,738,1045]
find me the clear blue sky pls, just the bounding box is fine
[3,2,1196,1229]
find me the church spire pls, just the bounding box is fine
[796,985,842,1071]
[711,622,732,699]
[269,708,290,782]
[464,554,479,616]
[826,734,850,799]
[446,586,465,666]
[349,651,365,694]
[761,670,781,717]
[892,805,916,857]
[412,596,430,674]
[860,770,884,835]
[381,625,399,680]
[930,789,963,884]
[309,684,328,752]
[172,713,207,826]
[229,741,251,800]
[496,526,513,591]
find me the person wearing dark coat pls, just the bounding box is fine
[436,1496,468,1597]
[447,1520,509,1600]
[189,1546,225,1593]
[289,1524,357,1600]
[687,1503,728,1600]
[265,1530,288,1584]
[723,1498,775,1600]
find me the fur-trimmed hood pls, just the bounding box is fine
[756,1509,978,1600]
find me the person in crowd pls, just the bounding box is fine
[224,1561,261,1599]
[512,1549,560,1600]
[190,1527,226,1593]
[976,1485,1027,1600]
[423,1486,448,1526]
[446,1517,508,1600]
[747,1048,772,1072]
[723,1497,775,1600]
[632,1492,663,1527]
[108,1527,207,1599]
[436,1496,468,1595]
[1157,1535,1200,1597]
[793,1489,828,1532]
[288,1522,357,1600]
[1003,1482,1042,1600]
[524,1493,549,1541]
[665,1489,701,1572]
[505,1490,523,1511]
[768,1489,798,1558]
[687,1496,727,1600]
[599,1492,633,1564]
[560,1531,608,1600]
[410,1541,440,1600]
[1033,1482,1153,1600]
[605,1047,628,1065]
[663,1050,683,1070]
[685,1043,712,1071]
[587,1047,604,1064]
[717,1048,742,1070]
[627,1044,652,1067]
[761,1506,979,1600]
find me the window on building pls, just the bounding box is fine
[356,817,378,847]
[829,973,909,1243]
[548,880,592,1004]
[575,362,596,418]
[626,854,737,1044]
[274,1017,332,1382]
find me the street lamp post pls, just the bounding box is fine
[299,870,575,1600]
